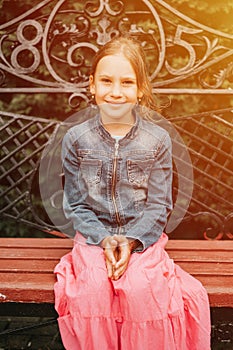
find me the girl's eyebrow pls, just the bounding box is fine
[98,74,112,78]
[122,77,137,81]
[98,74,136,81]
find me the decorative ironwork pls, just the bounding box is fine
[0,111,59,230]
[0,0,232,106]
[171,108,233,240]
[0,108,232,239]
[0,1,232,239]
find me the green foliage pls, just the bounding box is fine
[0,217,48,237]
[0,93,72,120]
[165,0,233,33]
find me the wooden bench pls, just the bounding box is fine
[0,237,232,308]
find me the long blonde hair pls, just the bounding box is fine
[90,36,160,120]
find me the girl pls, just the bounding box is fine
[54,36,211,350]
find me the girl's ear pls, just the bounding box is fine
[138,91,143,99]
[89,75,95,94]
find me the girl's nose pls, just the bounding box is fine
[111,82,123,97]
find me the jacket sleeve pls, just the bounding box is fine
[125,132,173,251]
[62,129,110,245]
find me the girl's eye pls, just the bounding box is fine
[122,80,135,86]
[101,78,111,84]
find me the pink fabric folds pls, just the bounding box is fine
[54,233,211,350]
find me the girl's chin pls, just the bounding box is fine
[99,103,134,119]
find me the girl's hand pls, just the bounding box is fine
[101,236,119,279]
[101,235,141,280]
[112,235,131,280]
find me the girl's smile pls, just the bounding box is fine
[90,54,142,127]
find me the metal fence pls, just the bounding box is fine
[0,0,232,239]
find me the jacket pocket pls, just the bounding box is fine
[79,158,102,184]
[127,159,154,186]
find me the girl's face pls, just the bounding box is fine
[90,54,142,125]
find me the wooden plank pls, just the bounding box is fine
[0,238,232,253]
[0,272,55,288]
[0,237,232,250]
[2,247,231,262]
[0,248,71,259]
[167,250,232,262]
[0,237,74,248]
[0,273,231,306]
[173,261,233,275]
[0,238,232,257]
[197,276,233,307]
[0,259,58,273]
[166,239,233,251]
[0,273,55,303]
[0,238,232,307]
[0,259,232,275]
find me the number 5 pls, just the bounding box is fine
[166,25,202,75]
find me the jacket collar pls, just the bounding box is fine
[93,107,141,143]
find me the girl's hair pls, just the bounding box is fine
[90,36,161,120]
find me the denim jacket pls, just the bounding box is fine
[62,110,173,251]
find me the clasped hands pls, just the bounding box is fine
[101,235,137,280]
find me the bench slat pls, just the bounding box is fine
[171,262,233,275]
[0,274,54,303]
[0,259,232,275]
[0,238,232,307]
[0,259,57,273]
[0,273,232,306]
[1,249,231,263]
[0,237,232,250]
[0,237,73,248]
[0,248,71,259]
[166,240,233,251]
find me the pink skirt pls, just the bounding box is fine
[54,233,211,350]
